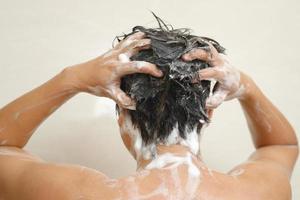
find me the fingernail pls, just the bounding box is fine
[157,70,163,77]
[137,42,146,47]
[116,93,130,105]
[125,104,136,110]
[205,102,215,109]
[182,54,190,60]
[135,31,145,37]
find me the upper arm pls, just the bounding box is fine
[0,147,44,199]
[0,146,43,184]
[0,147,117,200]
[229,145,299,178]
[247,145,299,178]
[227,145,298,199]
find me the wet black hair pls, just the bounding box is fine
[116,13,225,145]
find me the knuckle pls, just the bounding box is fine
[211,68,218,73]
[133,39,151,50]
[128,32,145,40]
[189,48,208,60]
[198,50,207,58]
[139,65,150,73]
[190,49,198,57]
[141,39,151,45]
[131,40,140,48]
[125,61,136,70]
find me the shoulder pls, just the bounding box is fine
[219,145,298,200]
[21,162,121,199]
[225,160,292,200]
[0,146,119,199]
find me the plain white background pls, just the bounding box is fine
[0,0,299,198]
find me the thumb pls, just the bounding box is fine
[206,89,229,109]
[110,87,136,110]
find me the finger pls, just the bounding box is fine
[206,89,228,109]
[206,89,228,108]
[110,87,136,110]
[117,32,145,49]
[122,39,151,58]
[126,31,145,41]
[118,61,163,77]
[192,68,224,82]
[206,41,219,59]
[182,48,211,61]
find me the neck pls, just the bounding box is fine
[118,109,208,170]
[137,144,203,170]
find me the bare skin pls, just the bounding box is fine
[0,32,298,200]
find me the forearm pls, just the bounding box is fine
[239,73,298,148]
[0,67,78,148]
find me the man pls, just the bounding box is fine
[0,29,298,199]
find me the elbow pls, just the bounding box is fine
[294,141,299,160]
[291,128,299,154]
[0,138,27,149]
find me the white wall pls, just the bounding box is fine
[0,0,299,198]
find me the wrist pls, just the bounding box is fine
[59,65,86,94]
[238,71,259,102]
[61,58,105,94]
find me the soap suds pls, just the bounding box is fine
[207,167,214,177]
[119,111,157,160]
[230,84,246,100]
[255,102,272,133]
[204,62,244,108]
[105,179,119,188]
[145,152,201,199]
[220,66,240,90]
[124,176,139,200]
[206,89,228,108]
[134,61,149,69]
[10,90,75,122]
[138,182,168,199]
[170,167,183,199]
[136,169,151,177]
[120,111,205,160]
[185,172,200,199]
[146,153,200,177]
[229,168,245,178]
[179,126,200,155]
[165,123,180,145]
[118,53,130,63]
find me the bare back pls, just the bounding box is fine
[0,145,296,200]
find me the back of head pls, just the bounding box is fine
[117,14,225,146]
